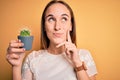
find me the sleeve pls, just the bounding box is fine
[21,55,33,80]
[78,49,98,77]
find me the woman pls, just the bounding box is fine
[6,0,97,80]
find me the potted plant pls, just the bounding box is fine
[18,28,34,50]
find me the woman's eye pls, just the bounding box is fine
[48,17,55,22]
[61,17,68,22]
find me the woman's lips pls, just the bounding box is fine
[53,33,63,37]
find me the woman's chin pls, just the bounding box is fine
[51,38,66,45]
[54,40,65,45]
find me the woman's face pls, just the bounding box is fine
[45,3,72,45]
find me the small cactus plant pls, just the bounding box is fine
[20,28,31,36]
[18,27,33,50]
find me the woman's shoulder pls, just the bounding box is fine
[78,49,97,76]
[77,49,94,62]
[26,49,46,60]
[78,49,91,56]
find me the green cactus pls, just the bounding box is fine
[20,29,30,36]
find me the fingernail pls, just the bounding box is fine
[23,48,26,51]
[18,39,21,42]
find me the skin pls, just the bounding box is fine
[45,3,80,64]
[45,3,72,54]
[6,3,96,80]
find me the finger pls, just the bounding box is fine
[56,42,66,48]
[8,48,25,53]
[66,47,73,54]
[10,42,24,48]
[65,49,72,59]
[9,40,23,48]
[7,53,20,59]
[10,40,21,44]
[11,53,20,59]
[67,31,72,42]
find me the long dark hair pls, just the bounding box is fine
[40,0,76,49]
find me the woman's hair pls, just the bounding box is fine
[40,0,76,49]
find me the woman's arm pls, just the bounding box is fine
[75,62,96,80]
[6,40,25,80]
[75,49,97,80]
[90,75,96,80]
[74,62,90,80]
[13,66,22,80]
[76,70,96,80]
[57,32,97,80]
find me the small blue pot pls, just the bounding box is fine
[18,36,33,50]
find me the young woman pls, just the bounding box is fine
[6,0,97,80]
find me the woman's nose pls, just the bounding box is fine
[54,21,61,31]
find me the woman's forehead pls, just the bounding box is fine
[45,3,71,17]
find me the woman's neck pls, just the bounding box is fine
[47,43,65,55]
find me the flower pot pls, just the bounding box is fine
[18,36,33,50]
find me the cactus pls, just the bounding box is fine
[20,28,31,36]
[18,28,33,50]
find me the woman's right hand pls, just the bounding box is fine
[6,40,26,67]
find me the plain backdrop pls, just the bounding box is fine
[0,0,120,80]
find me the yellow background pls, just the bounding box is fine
[0,0,120,80]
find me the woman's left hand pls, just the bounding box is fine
[56,31,82,66]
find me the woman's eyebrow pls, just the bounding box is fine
[45,13,69,19]
[61,14,69,17]
[45,14,53,19]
